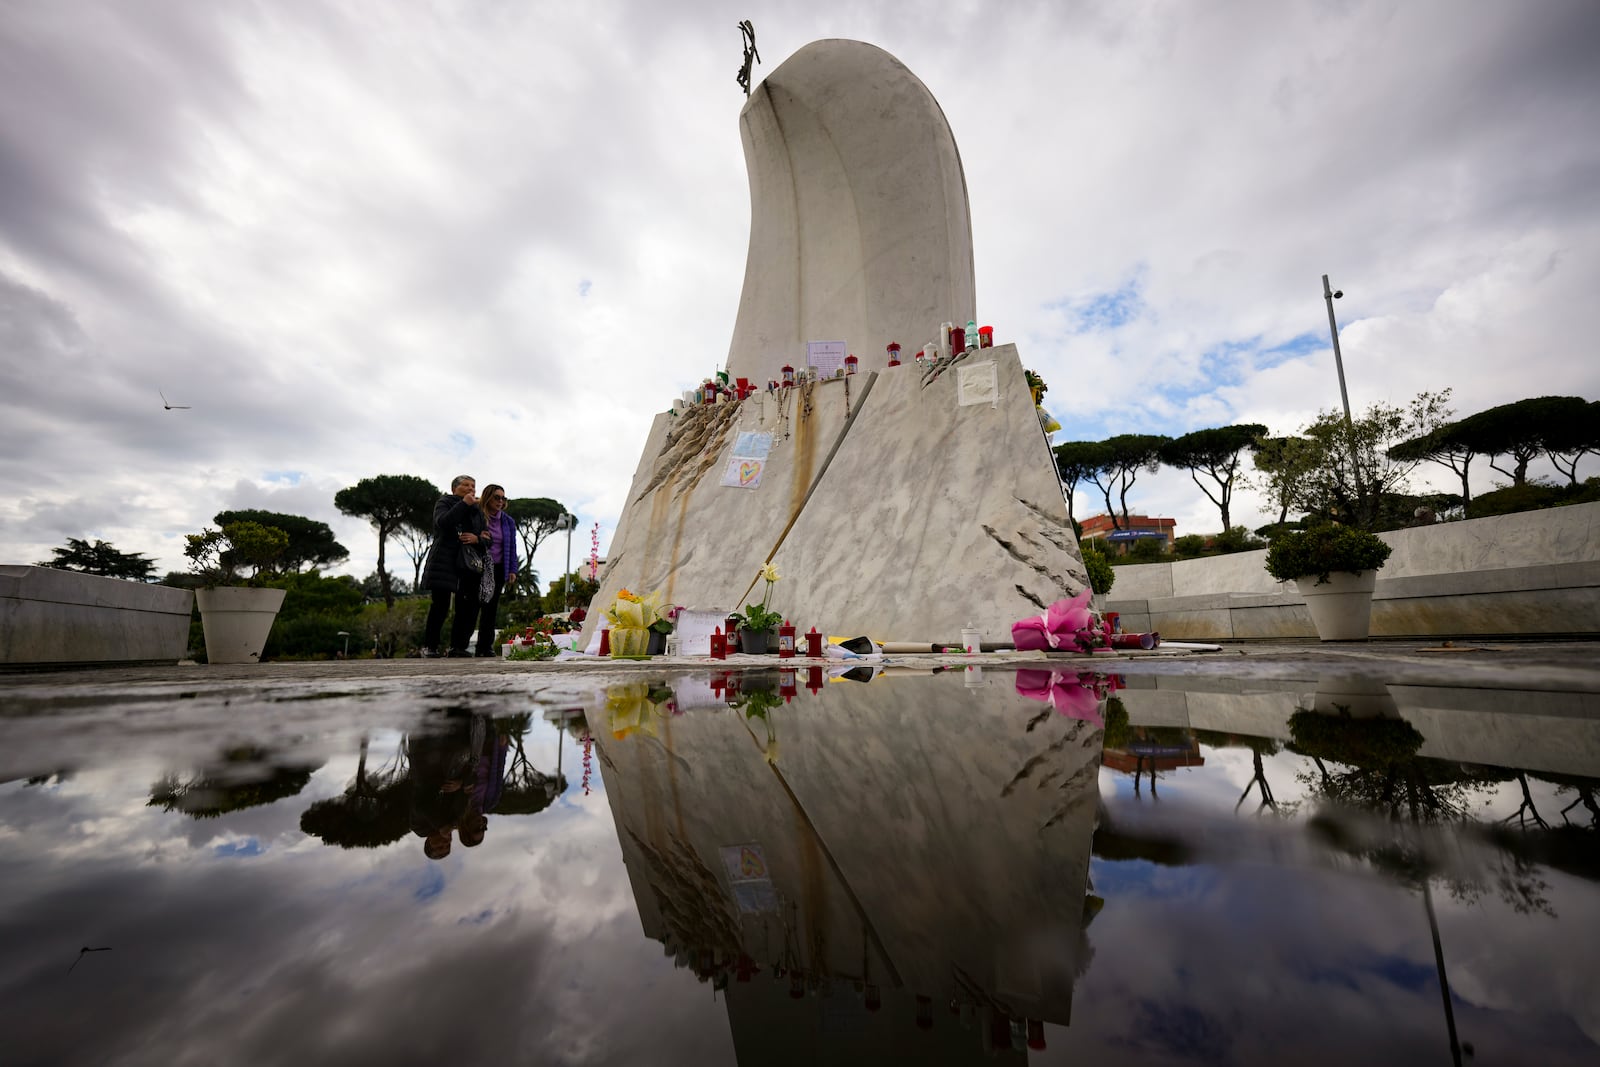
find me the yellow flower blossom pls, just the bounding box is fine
[760,564,780,584]
[618,589,641,603]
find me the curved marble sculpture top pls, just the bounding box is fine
[726,39,976,384]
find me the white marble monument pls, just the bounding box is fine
[586,40,1086,646]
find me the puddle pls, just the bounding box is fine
[1,666,1596,1064]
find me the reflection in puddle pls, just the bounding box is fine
[593,668,1107,1059]
[0,669,1595,1064]
[289,710,570,860]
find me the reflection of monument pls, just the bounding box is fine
[584,40,1086,646]
[593,674,1104,1063]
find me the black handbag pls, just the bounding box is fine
[459,537,487,575]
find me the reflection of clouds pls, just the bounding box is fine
[1083,770,1600,1064]
[1064,861,1599,1065]
[1439,871,1600,1048]
[0,710,732,1065]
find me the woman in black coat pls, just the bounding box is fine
[420,474,490,657]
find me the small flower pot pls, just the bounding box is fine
[647,631,666,656]
[740,629,773,654]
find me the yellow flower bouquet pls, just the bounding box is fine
[606,682,656,739]
[605,588,664,658]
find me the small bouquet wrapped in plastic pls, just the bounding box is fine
[606,682,655,739]
[1010,589,1111,654]
[606,681,676,739]
[606,588,664,657]
[1014,669,1124,726]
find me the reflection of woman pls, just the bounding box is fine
[420,475,488,658]
[474,485,519,658]
[460,718,510,847]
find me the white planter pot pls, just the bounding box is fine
[1295,570,1377,641]
[195,587,287,664]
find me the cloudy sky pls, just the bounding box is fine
[4,0,1598,584]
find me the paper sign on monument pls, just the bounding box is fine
[805,340,846,378]
[675,610,727,656]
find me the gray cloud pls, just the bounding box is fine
[2,0,1597,573]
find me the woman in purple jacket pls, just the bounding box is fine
[474,485,520,657]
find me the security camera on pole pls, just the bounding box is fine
[1321,274,1354,431]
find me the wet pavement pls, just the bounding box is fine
[2,641,1597,1065]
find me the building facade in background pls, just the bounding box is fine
[1078,514,1176,555]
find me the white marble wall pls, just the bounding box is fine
[1113,501,1600,600]
[1106,502,1600,639]
[0,565,192,665]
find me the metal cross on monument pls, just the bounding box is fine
[736,20,760,97]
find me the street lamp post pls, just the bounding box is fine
[336,630,350,659]
[1321,274,1355,429]
[562,513,577,613]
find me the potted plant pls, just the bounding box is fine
[647,604,678,656]
[737,678,783,763]
[731,565,783,653]
[185,520,289,663]
[1082,544,1114,610]
[1264,523,1393,641]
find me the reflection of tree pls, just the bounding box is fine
[1288,709,1552,920]
[1289,708,1489,1067]
[1500,770,1550,831]
[1288,711,1488,822]
[149,746,320,819]
[496,713,566,815]
[1543,772,1600,829]
[1104,717,1199,799]
[1193,730,1287,814]
[1102,697,1129,749]
[299,735,413,848]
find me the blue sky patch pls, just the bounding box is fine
[1045,270,1147,334]
[213,837,263,857]
[1197,338,1256,388]
[449,431,475,455]
[1259,330,1326,368]
[413,864,446,902]
[1068,279,1145,332]
[1366,953,1438,993]
[1089,856,1219,899]
[578,278,592,298]
[261,470,303,485]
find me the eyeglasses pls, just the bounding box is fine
[489,495,506,502]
